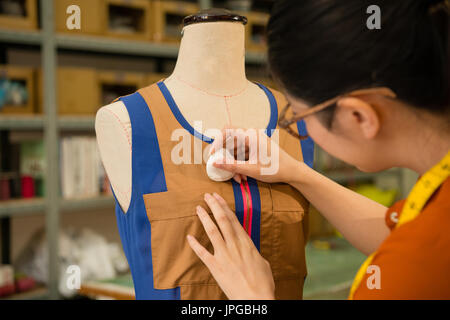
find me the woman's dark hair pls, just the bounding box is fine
[267,0,449,126]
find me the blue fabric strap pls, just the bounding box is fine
[120,92,168,195]
[297,120,314,168]
[114,92,179,300]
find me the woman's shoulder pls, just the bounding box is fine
[380,177,450,252]
[384,177,450,230]
[353,179,450,299]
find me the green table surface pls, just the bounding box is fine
[303,237,366,300]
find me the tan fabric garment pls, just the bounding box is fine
[139,82,309,300]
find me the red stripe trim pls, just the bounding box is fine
[240,183,248,231]
[244,180,253,237]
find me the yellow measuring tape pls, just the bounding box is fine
[348,150,450,300]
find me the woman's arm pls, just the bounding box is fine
[211,128,390,255]
[287,161,390,255]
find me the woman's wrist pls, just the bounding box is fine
[283,159,311,185]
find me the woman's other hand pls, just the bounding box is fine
[187,192,275,300]
[209,128,303,184]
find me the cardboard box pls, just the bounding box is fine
[105,0,153,41]
[58,67,100,114]
[152,0,199,42]
[37,67,99,115]
[55,0,104,35]
[0,65,35,114]
[37,68,149,115]
[98,70,146,105]
[0,0,37,31]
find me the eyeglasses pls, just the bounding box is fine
[278,87,397,140]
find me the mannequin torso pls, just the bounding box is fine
[96,22,271,212]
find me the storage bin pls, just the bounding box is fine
[105,0,153,41]
[55,0,104,35]
[152,0,199,42]
[98,70,146,105]
[0,65,35,114]
[0,0,37,31]
[37,67,99,115]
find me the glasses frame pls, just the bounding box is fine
[278,87,397,140]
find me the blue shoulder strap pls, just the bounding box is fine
[114,92,179,300]
[119,92,168,196]
[297,120,314,168]
[255,83,314,167]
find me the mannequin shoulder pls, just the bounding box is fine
[95,101,132,144]
[95,101,133,212]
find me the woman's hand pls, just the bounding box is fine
[187,192,275,300]
[209,128,303,184]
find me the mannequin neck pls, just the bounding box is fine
[169,22,248,96]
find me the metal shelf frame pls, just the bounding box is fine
[0,116,110,131]
[0,31,266,65]
[0,196,115,218]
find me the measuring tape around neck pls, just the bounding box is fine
[348,151,450,300]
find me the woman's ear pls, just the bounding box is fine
[336,97,380,139]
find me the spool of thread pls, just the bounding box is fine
[21,175,35,198]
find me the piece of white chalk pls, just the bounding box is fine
[206,148,235,182]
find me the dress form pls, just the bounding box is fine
[95,11,271,212]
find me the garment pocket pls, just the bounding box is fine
[270,183,308,223]
[268,183,309,279]
[143,186,235,290]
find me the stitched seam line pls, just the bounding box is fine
[224,96,232,126]
[103,107,132,197]
[104,107,132,149]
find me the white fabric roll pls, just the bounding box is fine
[206,148,235,182]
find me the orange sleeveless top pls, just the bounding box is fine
[115,80,312,299]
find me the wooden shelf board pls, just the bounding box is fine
[0,28,42,45]
[0,197,45,217]
[0,195,115,217]
[60,195,115,212]
[0,115,44,130]
[1,285,49,300]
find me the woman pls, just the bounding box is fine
[187,0,450,299]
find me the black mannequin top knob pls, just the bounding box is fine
[183,8,248,27]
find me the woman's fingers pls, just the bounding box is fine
[189,192,276,300]
[204,193,236,244]
[186,234,216,270]
[232,174,241,184]
[196,205,226,252]
[213,160,257,179]
[212,193,250,239]
[212,193,238,223]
